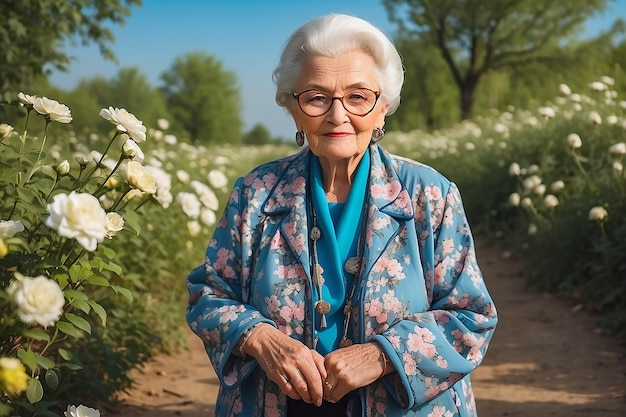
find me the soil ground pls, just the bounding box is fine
[105,239,626,417]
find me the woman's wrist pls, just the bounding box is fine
[372,342,391,378]
[237,323,263,360]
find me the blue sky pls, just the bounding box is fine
[49,0,626,140]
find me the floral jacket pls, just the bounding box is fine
[186,145,497,417]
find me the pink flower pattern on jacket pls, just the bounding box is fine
[186,145,497,416]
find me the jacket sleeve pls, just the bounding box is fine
[185,176,274,388]
[371,180,498,409]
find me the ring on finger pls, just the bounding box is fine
[323,380,334,392]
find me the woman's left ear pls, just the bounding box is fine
[376,103,390,127]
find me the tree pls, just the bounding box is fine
[0,0,141,94]
[160,52,243,144]
[383,0,612,120]
[243,123,273,145]
[59,68,170,135]
[387,37,459,131]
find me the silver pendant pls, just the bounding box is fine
[310,226,321,241]
[339,339,353,348]
[315,300,331,315]
[344,256,362,276]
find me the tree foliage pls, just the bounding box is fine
[0,0,141,94]
[243,123,273,145]
[160,52,243,144]
[383,0,615,120]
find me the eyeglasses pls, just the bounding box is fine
[292,88,380,117]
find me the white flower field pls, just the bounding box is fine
[0,76,624,415]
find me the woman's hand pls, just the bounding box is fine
[243,324,327,406]
[322,342,388,403]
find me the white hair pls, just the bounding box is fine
[273,13,404,115]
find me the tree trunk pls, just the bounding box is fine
[460,85,474,120]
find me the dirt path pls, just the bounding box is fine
[106,240,626,417]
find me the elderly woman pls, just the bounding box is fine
[186,13,497,417]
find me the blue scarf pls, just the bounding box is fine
[309,149,369,355]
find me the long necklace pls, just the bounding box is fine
[309,199,366,348]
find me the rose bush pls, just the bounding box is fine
[0,91,295,416]
[383,76,626,340]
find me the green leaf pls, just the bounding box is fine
[70,298,91,314]
[26,377,43,403]
[0,403,15,416]
[68,259,93,283]
[86,275,110,286]
[122,209,141,235]
[65,313,91,334]
[44,369,60,390]
[111,285,133,302]
[87,300,107,326]
[63,289,88,300]
[56,321,80,337]
[57,348,71,361]
[17,348,38,373]
[21,328,50,342]
[34,354,55,370]
[100,245,116,258]
[102,260,122,274]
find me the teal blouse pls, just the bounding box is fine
[310,150,370,355]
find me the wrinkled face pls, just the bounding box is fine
[290,50,389,162]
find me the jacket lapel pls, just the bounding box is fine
[259,146,415,286]
[361,145,415,276]
[261,150,312,280]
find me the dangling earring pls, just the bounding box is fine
[295,130,305,147]
[371,128,384,143]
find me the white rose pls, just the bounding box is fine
[589,81,607,92]
[120,161,157,194]
[0,220,25,239]
[520,197,533,209]
[187,220,201,236]
[0,123,14,139]
[176,192,201,219]
[589,111,602,125]
[190,180,219,210]
[508,162,521,177]
[609,142,626,155]
[144,165,172,207]
[533,184,546,196]
[56,160,70,175]
[588,206,608,222]
[207,169,228,189]
[543,194,559,209]
[32,97,73,123]
[508,193,521,207]
[65,404,100,417]
[157,118,170,130]
[104,212,124,239]
[200,208,216,227]
[7,273,65,327]
[538,106,556,118]
[122,139,144,162]
[176,170,190,183]
[45,191,108,251]
[567,133,582,149]
[99,107,146,142]
[550,180,565,193]
[17,92,36,106]
[522,175,542,192]
[163,134,177,145]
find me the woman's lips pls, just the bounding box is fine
[324,132,353,138]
